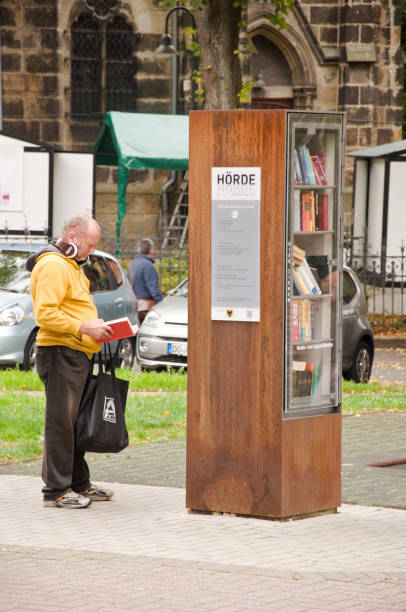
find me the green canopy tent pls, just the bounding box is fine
[94,111,189,253]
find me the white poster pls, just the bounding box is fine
[211,167,261,322]
[0,143,23,211]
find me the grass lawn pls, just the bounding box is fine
[0,369,404,464]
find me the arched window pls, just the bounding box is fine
[251,35,293,110]
[71,12,136,119]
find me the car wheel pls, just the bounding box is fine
[115,338,135,369]
[22,330,38,371]
[345,340,373,383]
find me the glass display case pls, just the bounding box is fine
[285,112,345,417]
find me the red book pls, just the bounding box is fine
[318,194,329,230]
[311,155,327,185]
[98,317,139,343]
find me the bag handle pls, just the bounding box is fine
[100,342,117,378]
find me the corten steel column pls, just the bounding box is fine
[186,110,341,520]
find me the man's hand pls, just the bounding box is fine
[80,319,113,342]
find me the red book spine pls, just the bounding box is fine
[318,194,329,230]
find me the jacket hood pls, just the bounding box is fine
[26,244,88,272]
[25,244,63,272]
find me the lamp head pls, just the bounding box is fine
[156,33,177,54]
[254,72,265,87]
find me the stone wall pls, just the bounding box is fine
[0,0,403,239]
[1,0,62,144]
[300,0,403,225]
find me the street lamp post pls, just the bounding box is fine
[156,5,197,245]
[156,5,197,114]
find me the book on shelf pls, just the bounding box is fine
[295,261,322,296]
[292,360,315,397]
[300,191,315,231]
[302,299,311,341]
[293,190,301,232]
[311,364,319,394]
[293,244,305,266]
[311,155,327,185]
[300,258,322,295]
[296,146,312,185]
[293,149,304,184]
[317,152,326,173]
[98,317,139,343]
[292,245,322,296]
[292,301,300,342]
[302,146,316,185]
[292,267,308,296]
[317,193,328,230]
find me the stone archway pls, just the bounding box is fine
[247,17,317,110]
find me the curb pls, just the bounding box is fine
[374,335,406,348]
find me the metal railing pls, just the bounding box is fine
[344,236,406,334]
[98,235,188,295]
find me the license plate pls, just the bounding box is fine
[168,342,187,356]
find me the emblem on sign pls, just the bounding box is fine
[226,309,234,319]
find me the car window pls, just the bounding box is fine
[105,257,123,288]
[343,271,356,304]
[0,250,32,293]
[83,255,112,293]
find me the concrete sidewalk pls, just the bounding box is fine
[0,475,406,611]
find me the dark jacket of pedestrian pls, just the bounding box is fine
[127,254,163,303]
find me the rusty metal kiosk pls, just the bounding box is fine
[187,110,344,519]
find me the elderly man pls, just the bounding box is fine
[28,214,114,508]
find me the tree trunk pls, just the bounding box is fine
[194,0,242,110]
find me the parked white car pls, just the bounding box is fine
[136,268,374,383]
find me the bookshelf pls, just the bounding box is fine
[287,114,344,417]
[187,110,344,520]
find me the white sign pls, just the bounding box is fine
[211,167,261,322]
[0,142,23,211]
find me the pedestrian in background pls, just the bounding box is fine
[28,214,115,508]
[127,238,163,322]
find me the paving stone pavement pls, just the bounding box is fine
[0,416,405,611]
[0,476,406,612]
[1,345,406,610]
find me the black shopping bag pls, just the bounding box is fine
[75,345,129,453]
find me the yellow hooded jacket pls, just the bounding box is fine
[30,252,101,358]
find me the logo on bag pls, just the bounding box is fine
[103,397,116,423]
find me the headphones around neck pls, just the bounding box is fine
[55,238,78,258]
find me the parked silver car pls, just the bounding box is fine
[136,267,374,383]
[0,243,138,369]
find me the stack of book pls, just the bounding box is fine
[292,245,322,297]
[292,360,319,397]
[293,145,327,186]
[292,299,313,342]
[300,190,328,231]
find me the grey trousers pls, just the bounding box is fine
[36,345,92,500]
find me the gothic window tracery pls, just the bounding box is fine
[71,6,136,119]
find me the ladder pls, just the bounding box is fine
[161,171,189,249]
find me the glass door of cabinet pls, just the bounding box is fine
[284,112,344,417]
